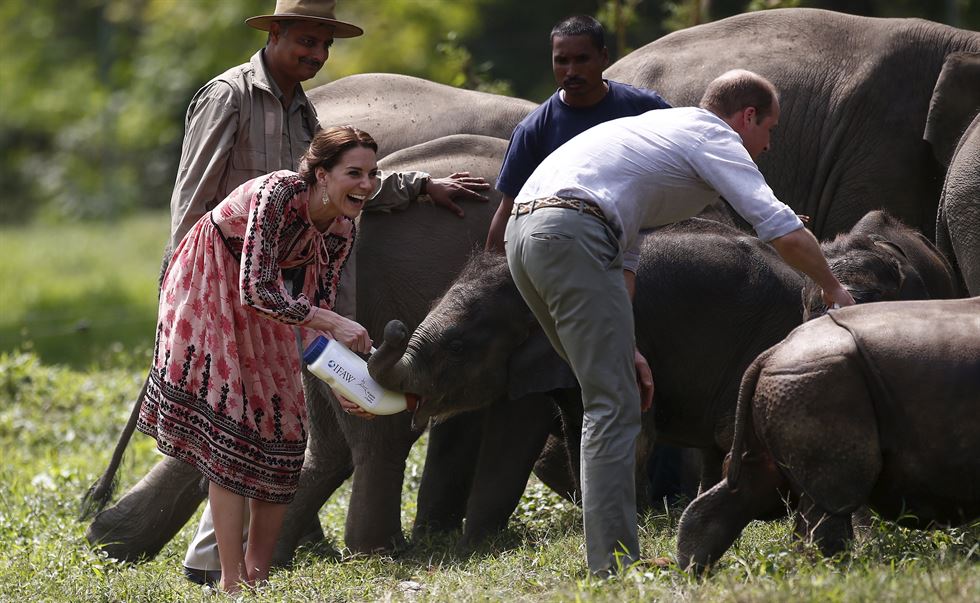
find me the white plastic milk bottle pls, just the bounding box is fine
[303,335,412,415]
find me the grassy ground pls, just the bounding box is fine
[1,216,978,601]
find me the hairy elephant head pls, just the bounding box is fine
[802,210,959,320]
[368,251,536,427]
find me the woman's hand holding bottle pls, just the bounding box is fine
[307,308,372,353]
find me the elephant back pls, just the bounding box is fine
[606,8,980,240]
[309,74,535,158]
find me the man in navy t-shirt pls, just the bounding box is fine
[485,15,671,251]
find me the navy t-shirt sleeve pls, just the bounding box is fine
[614,81,671,112]
[496,123,539,198]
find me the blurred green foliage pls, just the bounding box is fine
[0,0,975,223]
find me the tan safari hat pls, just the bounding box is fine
[246,0,364,38]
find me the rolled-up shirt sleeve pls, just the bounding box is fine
[623,243,642,274]
[690,135,803,241]
[363,170,429,213]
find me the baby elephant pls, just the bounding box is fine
[677,297,980,573]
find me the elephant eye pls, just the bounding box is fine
[447,339,464,355]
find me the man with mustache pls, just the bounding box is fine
[172,1,487,585]
[485,15,671,251]
[170,0,486,251]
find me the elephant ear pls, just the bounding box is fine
[924,52,980,168]
[871,238,930,300]
[507,327,578,400]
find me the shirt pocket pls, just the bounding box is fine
[230,148,269,182]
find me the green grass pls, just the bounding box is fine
[1,215,978,601]
[0,212,167,370]
[1,352,978,602]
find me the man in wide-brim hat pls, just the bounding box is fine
[167,0,367,249]
[245,0,364,37]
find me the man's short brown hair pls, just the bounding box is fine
[699,70,779,120]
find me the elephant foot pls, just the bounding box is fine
[794,494,853,557]
[87,456,205,562]
[850,505,874,542]
[345,459,410,555]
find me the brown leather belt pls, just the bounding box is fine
[511,196,606,222]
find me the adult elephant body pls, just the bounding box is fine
[308,74,535,158]
[677,297,980,573]
[606,9,980,245]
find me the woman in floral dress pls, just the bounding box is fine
[137,126,378,592]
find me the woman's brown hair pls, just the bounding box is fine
[298,125,378,185]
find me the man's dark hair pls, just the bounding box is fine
[550,15,605,51]
[699,70,779,120]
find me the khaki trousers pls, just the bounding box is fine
[505,206,641,574]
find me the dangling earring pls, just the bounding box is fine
[321,188,330,206]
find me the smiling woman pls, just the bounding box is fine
[133,124,378,594]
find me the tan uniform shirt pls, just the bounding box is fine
[168,49,425,250]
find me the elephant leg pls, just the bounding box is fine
[413,409,486,537]
[533,432,578,503]
[676,452,786,574]
[634,411,657,514]
[551,388,584,499]
[460,394,555,547]
[273,378,354,566]
[698,448,724,496]
[341,409,420,554]
[794,493,853,558]
[850,506,874,542]
[87,456,205,562]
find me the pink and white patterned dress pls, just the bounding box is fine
[137,170,353,503]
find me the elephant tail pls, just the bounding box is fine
[78,372,150,520]
[727,347,775,489]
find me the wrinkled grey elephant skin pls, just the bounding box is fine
[937,112,980,295]
[308,73,535,159]
[607,8,980,277]
[677,297,980,574]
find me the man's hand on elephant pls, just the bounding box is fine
[334,391,377,420]
[635,348,654,412]
[424,172,491,218]
[823,284,856,310]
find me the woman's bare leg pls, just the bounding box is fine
[244,498,289,584]
[208,482,248,593]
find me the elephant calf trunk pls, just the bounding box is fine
[368,319,414,392]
